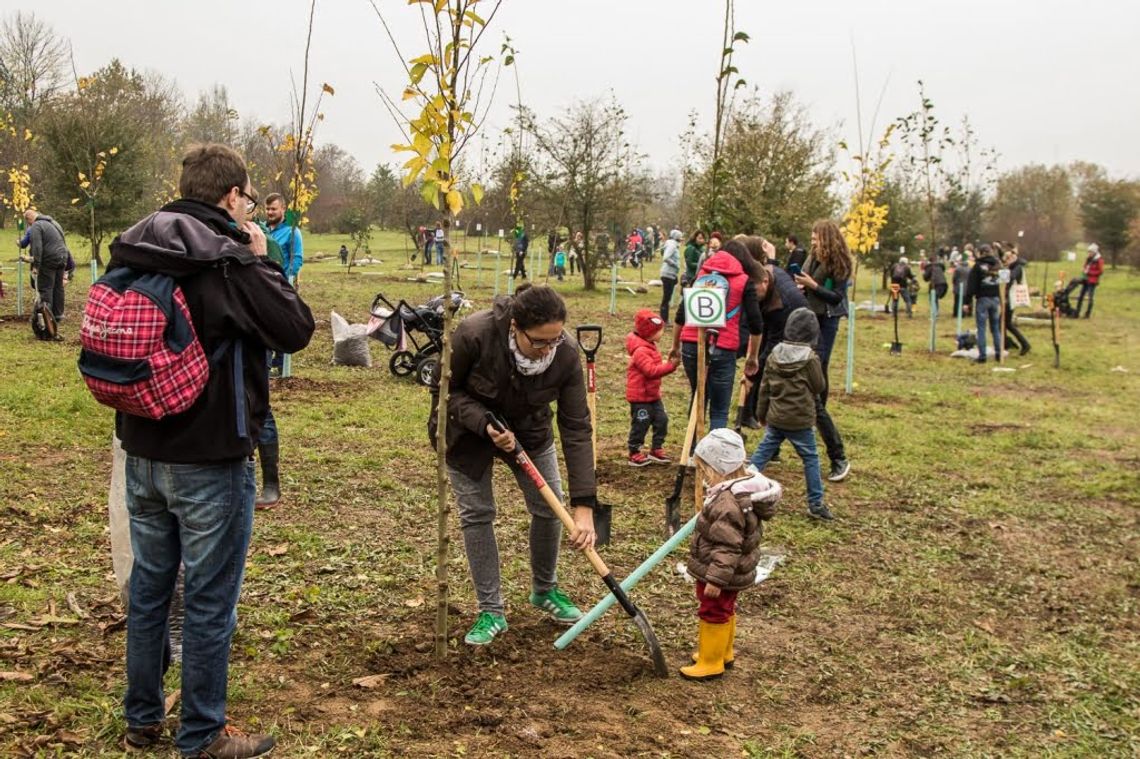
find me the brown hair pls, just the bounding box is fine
[737,236,773,284]
[511,284,567,329]
[809,220,853,282]
[264,192,286,207]
[178,144,249,204]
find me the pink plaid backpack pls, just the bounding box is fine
[78,268,214,419]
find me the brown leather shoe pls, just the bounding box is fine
[192,724,276,758]
[124,722,165,751]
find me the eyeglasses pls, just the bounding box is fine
[520,328,565,350]
[237,187,259,214]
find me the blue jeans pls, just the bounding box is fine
[975,296,1002,360]
[1076,280,1094,316]
[681,341,736,431]
[750,426,824,507]
[124,456,255,755]
[258,406,277,446]
[435,241,446,264]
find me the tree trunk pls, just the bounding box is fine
[434,229,456,661]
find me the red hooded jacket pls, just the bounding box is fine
[679,250,748,352]
[1084,254,1104,285]
[626,332,677,402]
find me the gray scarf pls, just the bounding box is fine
[509,330,558,376]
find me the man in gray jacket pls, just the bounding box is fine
[20,209,71,321]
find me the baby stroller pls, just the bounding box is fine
[1053,277,1083,318]
[368,291,466,386]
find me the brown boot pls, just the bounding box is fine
[679,620,729,680]
[191,724,276,758]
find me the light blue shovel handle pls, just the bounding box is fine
[554,514,699,650]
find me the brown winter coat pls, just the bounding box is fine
[687,477,774,591]
[429,297,596,503]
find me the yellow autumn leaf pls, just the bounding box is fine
[321,82,335,95]
[23,128,32,141]
[471,183,484,205]
[402,87,417,101]
[445,189,463,216]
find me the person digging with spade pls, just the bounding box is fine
[430,284,597,646]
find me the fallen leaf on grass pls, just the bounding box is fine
[973,620,996,635]
[0,672,34,682]
[165,689,181,716]
[352,674,390,689]
[65,593,89,620]
[404,596,425,608]
[2,623,41,631]
[265,543,289,557]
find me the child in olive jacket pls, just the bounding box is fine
[749,308,832,520]
[682,428,781,680]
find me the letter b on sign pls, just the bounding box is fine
[683,287,726,328]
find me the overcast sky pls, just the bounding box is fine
[23,0,1140,182]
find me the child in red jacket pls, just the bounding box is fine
[626,309,679,466]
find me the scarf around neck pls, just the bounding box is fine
[509,329,558,376]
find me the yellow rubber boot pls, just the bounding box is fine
[691,614,735,669]
[679,620,730,680]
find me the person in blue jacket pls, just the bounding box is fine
[264,193,303,282]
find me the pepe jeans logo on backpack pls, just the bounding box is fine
[82,314,135,341]
[78,268,211,420]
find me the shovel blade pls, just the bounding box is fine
[631,609,670,678]
[593,502,612,547]
[890,342,903,355]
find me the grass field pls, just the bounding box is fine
[1,228,1137,757]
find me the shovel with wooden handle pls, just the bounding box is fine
[575,325,611,545]
[663,328,718,537]
[732,375,752,437]
[486,412,669,677]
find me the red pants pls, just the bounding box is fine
[696,581,738,623]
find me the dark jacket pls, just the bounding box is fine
[687,473,775,591]
[29,215,70,269]
[625,332,677,403]
[966,254,1002,301]
[952,263,970,292]
[432,297,596,504]
[890,262,915,286]
[923,261,947,289]
[1012,255,1030,300]
[785,246,807,271]
[802,255,850,319]
[756,266,809,359]
[109,199,315,463]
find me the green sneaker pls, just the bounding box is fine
[464,612,508,645]
[529,587,583,625]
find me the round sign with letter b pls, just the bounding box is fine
[683,287,727,328]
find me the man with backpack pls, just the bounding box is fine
[890,256,916,318]
[92,144,314,758]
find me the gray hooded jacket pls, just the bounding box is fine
[29,215,71,269]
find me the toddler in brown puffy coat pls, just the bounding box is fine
[682,428,781,680]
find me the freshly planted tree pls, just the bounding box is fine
[371,0,505,657]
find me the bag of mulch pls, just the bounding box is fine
[331,310,372,367]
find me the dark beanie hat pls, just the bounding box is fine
[784,307,819,346]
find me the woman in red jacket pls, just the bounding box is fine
[1076,243,1104,318]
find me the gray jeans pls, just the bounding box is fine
[447,444,563,616]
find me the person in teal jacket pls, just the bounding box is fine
[683,230,707,284]
[265,193,303,281]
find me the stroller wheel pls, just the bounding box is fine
[415,355,438,387]
[390,350,416,377]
